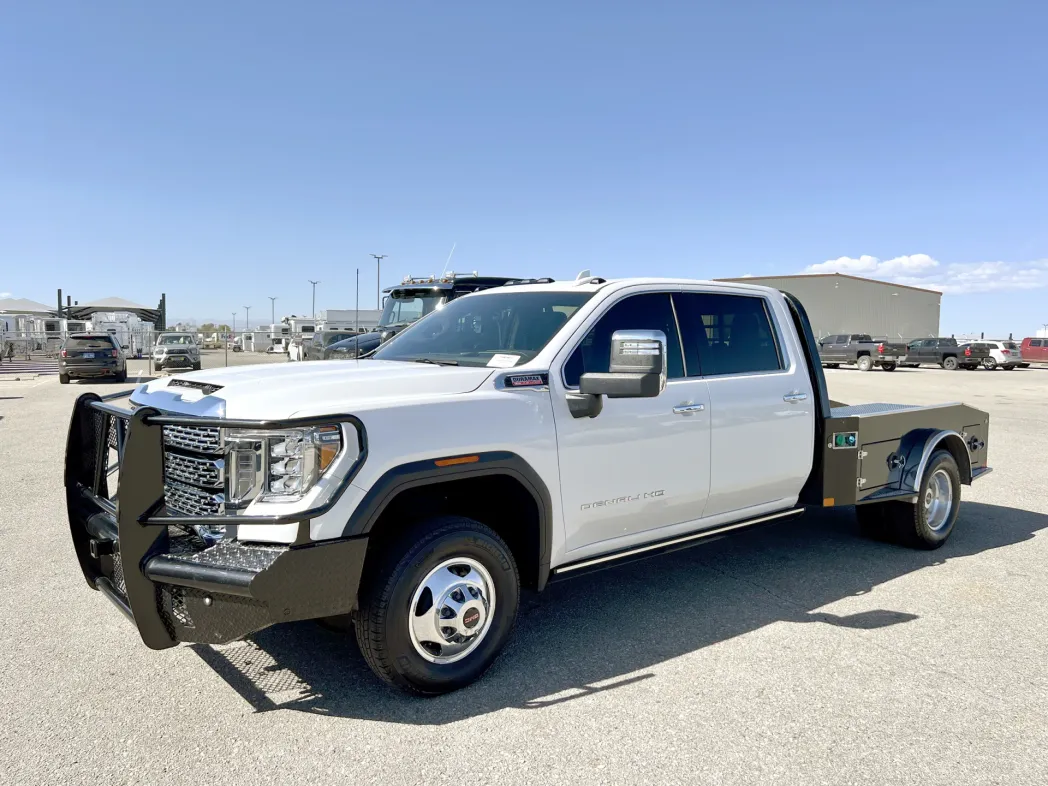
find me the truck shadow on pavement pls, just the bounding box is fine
[192,501,1045,722]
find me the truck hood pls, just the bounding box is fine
[129,359,495,419]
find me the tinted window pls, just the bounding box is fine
[938,338,957,347]
[563,293,684,386]
[64,336,116,350]
[1031,340,1043,347]
[675,293,783,377]
[851,334,872,342]
[921,339,936,347]
[1002,342,1018,350]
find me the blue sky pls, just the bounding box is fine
[2,2,1046,335]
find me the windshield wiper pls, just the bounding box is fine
[410,357,459,366]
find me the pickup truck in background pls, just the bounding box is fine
[65,275,991,696]
[1020,337,1048,367]
[956,343,997,370]
[817,334,909,372]
[901,337,962,370]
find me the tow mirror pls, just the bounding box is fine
[568,330,667,418]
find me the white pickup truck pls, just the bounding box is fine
[66,275,991,695]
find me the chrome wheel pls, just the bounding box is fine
[408,557,496,664]
[924,468,953,532]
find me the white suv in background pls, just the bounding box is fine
[983,340,1022,370]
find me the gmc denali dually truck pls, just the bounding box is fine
[65,275,991,695]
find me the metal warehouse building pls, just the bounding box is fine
[715,273,941,341]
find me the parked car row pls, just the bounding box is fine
[820,335,1038,372]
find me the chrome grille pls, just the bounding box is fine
[164,479,224,516]
[163,425,221,454]
[164,451,223,489]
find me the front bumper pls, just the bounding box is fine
[65,392,368,648]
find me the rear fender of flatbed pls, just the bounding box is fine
[815,402,990,507]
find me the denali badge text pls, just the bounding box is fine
[581,490,665,510]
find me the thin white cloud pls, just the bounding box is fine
[802,255,1048,295]
[0,292,12,299]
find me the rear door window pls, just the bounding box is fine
[674,293,784,377]
[1031,340,1042,347]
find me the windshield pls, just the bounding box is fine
[158,334,195,345]
[380,289,446,326]
[373,291,593,367]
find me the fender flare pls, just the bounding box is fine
[897,429,973,492]
[342,451,554,589]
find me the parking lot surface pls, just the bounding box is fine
[1,359,1046,785]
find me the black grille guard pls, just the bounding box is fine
[64,389,368,649]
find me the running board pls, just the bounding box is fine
[551,508,804,579]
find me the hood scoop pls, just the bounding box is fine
[168,379,224,396]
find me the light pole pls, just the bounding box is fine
[355,268,360,334]
[244,305,251,332]
[309,280,320,319]
[370,254,387,309]
[231,312,237,363]
[269,296,278,327]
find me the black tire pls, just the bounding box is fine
[881,362,897,372]
[1003,365,1016,371]
[59,373,70,385]
[857,450,961,550]
[824,363,840,369]
[355,516,520,696]
[942,356,959,371]
[982,357,997,370]
[192,362,201,371]
[115,370,127,383]
[856,355,873,372]
[154,362,163,372]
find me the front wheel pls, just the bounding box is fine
[355,516,520,696]
[857,450,961,549]
[982,357,997,370]
[943,356,959,371]
[856,355,873,372]
[192,361,201,371]
[881,362,897,372]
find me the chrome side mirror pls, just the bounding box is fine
[568,330,667,419]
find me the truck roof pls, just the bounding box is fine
[464,277,783,297]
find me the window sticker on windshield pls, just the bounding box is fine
[487,354,520,368]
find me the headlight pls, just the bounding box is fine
[224,425,344,507]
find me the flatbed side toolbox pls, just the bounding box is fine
[817,402,990,506]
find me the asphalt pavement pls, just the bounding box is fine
[1,355,1046,785]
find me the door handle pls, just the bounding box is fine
[672,403,705,415]
[783,392,808,403]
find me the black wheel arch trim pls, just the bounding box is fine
[341,451,554,590]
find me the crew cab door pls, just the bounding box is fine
[820,335,844,362]
[550,290,712,556]
[673,288,816,518]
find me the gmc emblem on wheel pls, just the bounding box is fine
[463,609,481,629]
[581,490,665,511]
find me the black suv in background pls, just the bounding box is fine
[323,273,521,359]
[902,338,962,370]
[305,331,365,361]
[59,334,127,384]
